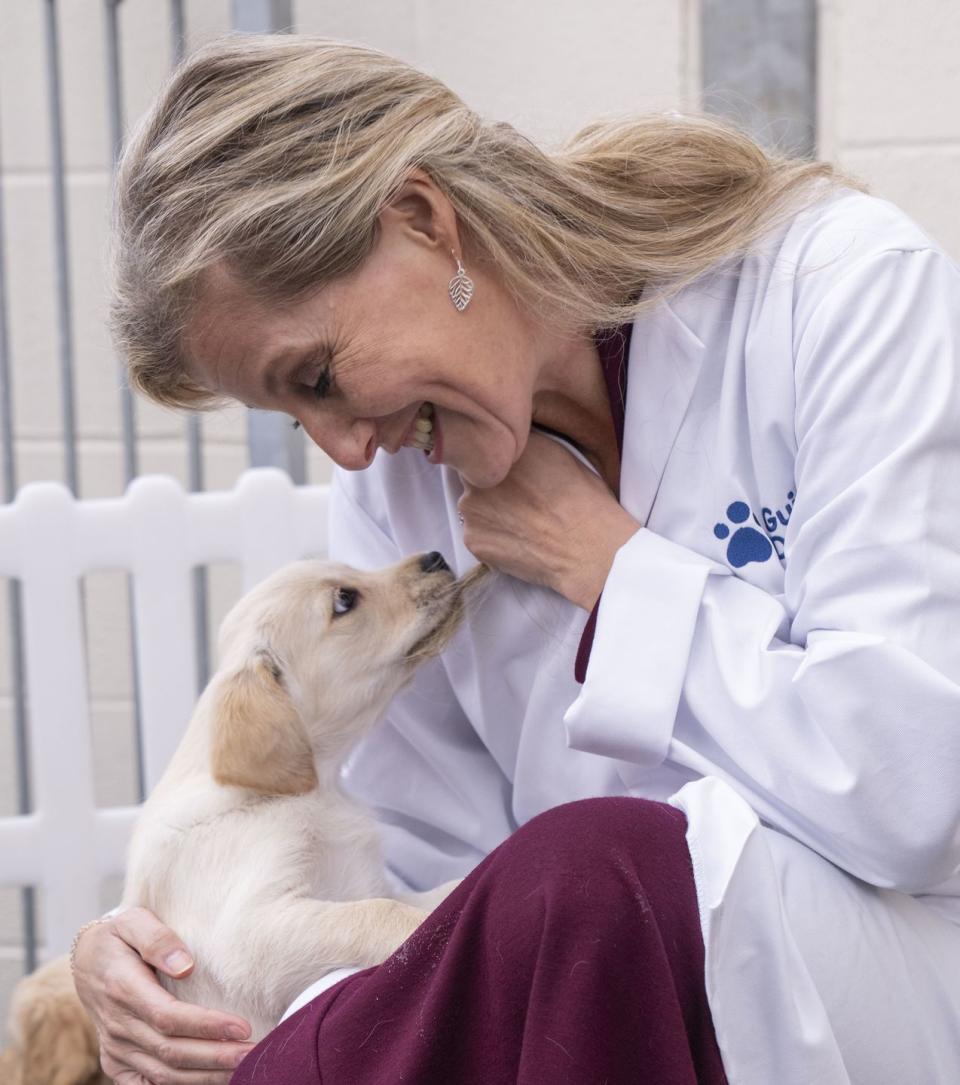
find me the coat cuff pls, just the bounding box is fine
[563,528,725,769]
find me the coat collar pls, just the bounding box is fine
[619,295,707,526]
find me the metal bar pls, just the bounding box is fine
[1,37,37,981]
[105,0,138,484]
[0,117,15,506]
[231,0,294,32]
[170,0,186,63]
[231,0,304,483]
[700,0,818,159]
[43,0,79,494]
[170,0,212,690]
[103,0,147,802]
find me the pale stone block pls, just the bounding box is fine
[0,699,21,819]
[69,176,127,441]
[197,403,248,448]
[206,561,244,668]
[306,441,334,486]
[83,570,135,703]
[136,437,190,489]
[0,885,25,950]
[0,586,12,698]
[0,2,50,172]
[59,0,111,172]
[415,0,683,148]
[838,146,960,262]
[184,0,235,54]
[89,700,140,809]
[0,891,43,953]
[294,0,686,149]
[834,0,960,145]
[117,0,178,141]
[77,439,127,499]
[11,440,69,491]
[2,179,61,439]
[12,437,125,498]
[135,396,191,441]
[202,437,249,493]
[816,0,841,164]
[293,0,418,58]
[0,947,26,1037]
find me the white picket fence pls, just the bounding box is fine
[0,469,329,956]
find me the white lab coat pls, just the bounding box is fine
[320,185,960,1083]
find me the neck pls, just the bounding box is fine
[531,329,617,478]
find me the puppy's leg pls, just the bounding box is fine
[233,896,435,1029]
[2,954,102,1085]
[396,877,464,913]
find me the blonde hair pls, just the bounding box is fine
[109,32,868,410]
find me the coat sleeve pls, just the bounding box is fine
[563,246,960,893]
[327,467,514,892]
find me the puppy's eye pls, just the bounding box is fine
[332,587,359,616]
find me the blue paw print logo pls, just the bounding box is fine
[714,502,773,568]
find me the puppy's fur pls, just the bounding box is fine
[1,553,486,1079]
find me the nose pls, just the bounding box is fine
[301,414,378,470]
[419,551,450,573]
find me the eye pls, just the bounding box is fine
[332,587,359,616]
[311,364,333,400]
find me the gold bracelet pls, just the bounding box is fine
[69,907,126,977]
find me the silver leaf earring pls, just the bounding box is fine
[448,249,474,312]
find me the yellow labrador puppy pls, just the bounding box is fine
[1,551,487,1079]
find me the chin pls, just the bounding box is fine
[457,459,510,489]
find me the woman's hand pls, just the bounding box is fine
[72,906,255,1084]
[457,429,641,610]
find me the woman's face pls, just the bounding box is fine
[181,172,560,489]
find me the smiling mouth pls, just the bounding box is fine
[405,402,435,453]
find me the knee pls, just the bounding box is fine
[494,796,690,888]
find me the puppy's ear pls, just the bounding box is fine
[210,650,318,796]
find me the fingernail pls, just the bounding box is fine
[226,1025,249,1041]
[165,950,193,974]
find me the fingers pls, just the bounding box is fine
[103,1040,247,1084]
[101,1018,253,1083]
[109,910,251,1040]
[113,906,194,979]
[72,907,256,1083]
[104,953,252,1045]
[96,961,255,1081]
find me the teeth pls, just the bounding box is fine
[409,402,435,451]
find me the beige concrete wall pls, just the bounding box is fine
[818,0,960,259]
[0,0,700,1036]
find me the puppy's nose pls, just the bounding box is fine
[420,550,450,573]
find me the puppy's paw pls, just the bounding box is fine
[397,877,465,913]
[4,955,102,1085]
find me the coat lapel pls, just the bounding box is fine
[619,298,707,527]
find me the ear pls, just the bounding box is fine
[210,651,318,796]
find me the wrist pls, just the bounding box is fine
[70,906,128,976]
[558,506,641,610]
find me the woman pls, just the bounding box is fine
[72,32,960,1084]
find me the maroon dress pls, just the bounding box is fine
[231,323,729,1085]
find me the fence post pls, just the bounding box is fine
[701,0,818,159]
[230,0,305,483]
